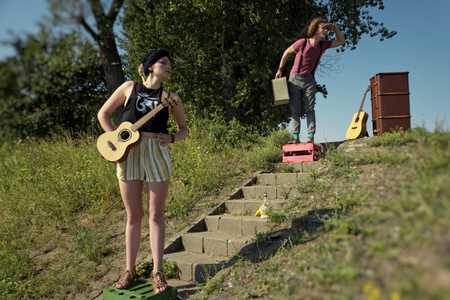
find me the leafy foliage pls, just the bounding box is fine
[0,0,395,140]
[122,0,396,127]
[0,28,107,140]
[47,0,126,93]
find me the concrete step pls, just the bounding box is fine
[275,161,321,173]
[225,199,289,216]
[166,279,199,297]
[257,172,308,186]
[165,250,228,282]
[242,185,301,200]
[205,215,273,236]
[182,231,254,257]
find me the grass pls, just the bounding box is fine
[191,128,450,300]
[72,226,113,264]
[0,118,289,299]
[244,129,291,172]
[2,125,448,299]
[0,134,118,299]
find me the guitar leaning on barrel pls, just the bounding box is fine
[346,86,370,140]
[96,93,177,162]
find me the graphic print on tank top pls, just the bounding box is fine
[120,83,169,133]
[135,92,159,113]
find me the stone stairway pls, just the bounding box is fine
[163,162,321,295]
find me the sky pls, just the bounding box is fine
[0,0,449,142]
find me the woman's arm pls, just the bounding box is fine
[158,91,188,145]
[275,46,296,78]
[97,81,134,132]
[329,23,345,48]
[169,93,188,142]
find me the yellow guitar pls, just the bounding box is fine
[346,86,370,140]
[96,93,177,162]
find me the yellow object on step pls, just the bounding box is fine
[255,204,270,219]
[255,192,270,219]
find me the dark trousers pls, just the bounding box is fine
[288,74,317,136]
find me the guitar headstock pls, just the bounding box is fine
[162,93,179,108]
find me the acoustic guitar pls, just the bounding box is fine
[345,86,370,140]
[96,93,177,162]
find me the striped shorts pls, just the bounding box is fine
[116,133,172,183]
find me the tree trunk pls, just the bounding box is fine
[98,29,125,94]
[76,0,125,95]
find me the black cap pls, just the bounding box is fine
[142,48,170,75]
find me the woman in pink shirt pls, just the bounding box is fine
[275,17,344,143]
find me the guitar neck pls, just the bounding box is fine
[358,86,371,112]
[131,104,165,131]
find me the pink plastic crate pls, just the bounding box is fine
[282,143,321,163]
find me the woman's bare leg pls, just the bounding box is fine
[119,180,143,271]
[148,181,169,292]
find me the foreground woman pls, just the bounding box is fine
[97,49,188,292]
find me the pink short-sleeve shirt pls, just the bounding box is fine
[290,38,332,76]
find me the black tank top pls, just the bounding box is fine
[119,82,169,133]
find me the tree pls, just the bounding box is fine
[122,0,396,128]
[48,0,125,94]
[0,27,107,140]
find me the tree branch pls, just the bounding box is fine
[78,15,100,41]
[87,0,106,26]
[107,0,125,21]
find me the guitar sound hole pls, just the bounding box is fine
[119,130,131,141]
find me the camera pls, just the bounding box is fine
[316,84,328,98]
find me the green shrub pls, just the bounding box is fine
[245,130,291,171]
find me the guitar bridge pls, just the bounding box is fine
[107,141,117,151]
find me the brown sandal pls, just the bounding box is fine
[152,270,168,293]
[115,269,136,289]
